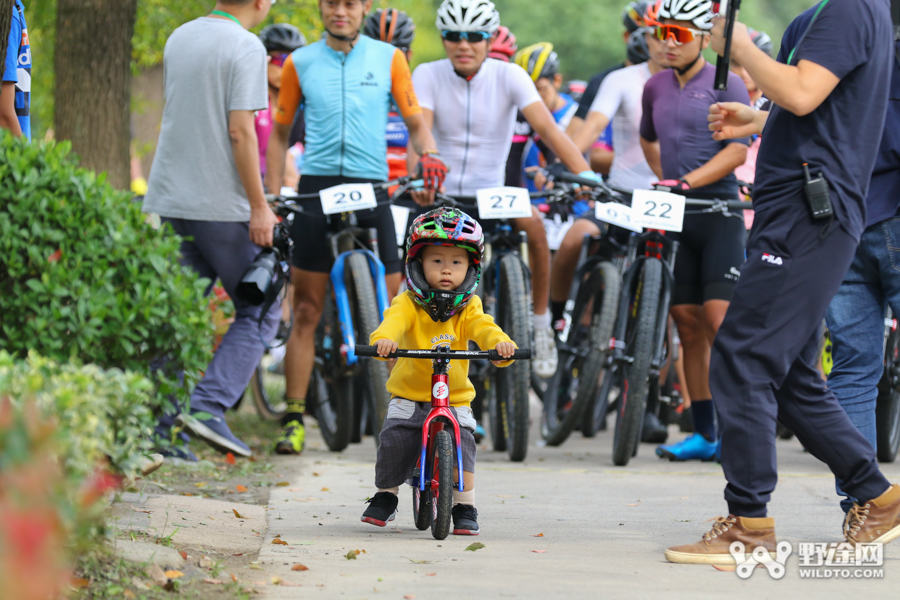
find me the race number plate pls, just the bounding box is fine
[631,189,685,232]
[593,202,642,233]
[476,187,533,220]
[319,183,377,215]
[390,204,411,247]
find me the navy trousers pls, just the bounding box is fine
[710,197,890,518]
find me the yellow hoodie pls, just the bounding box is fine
[369,291,514,406]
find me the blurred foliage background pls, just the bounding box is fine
[26,0,819,139]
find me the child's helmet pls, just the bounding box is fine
[406,207,484,322]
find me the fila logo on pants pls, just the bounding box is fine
[761,253,784,266]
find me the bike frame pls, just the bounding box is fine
[418,347,466,494]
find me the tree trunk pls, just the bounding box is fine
[54,0,137,189]
[0,0,14,74]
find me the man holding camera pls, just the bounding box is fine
[665,0,900,563]
[143,0,280,460]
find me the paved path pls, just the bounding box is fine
[258,397,900,599]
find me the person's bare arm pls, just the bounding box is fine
[710,18,840,117]
[283,149,300,189]
[640,137,664,179]
[407,107,436,206]
[0,82,22,137]
[590,147,615,176]
[570,110,612,155]
[265,122,290,195]
[681,142,748,189]
[229,109,276,247]
[565,115,585,138]
[522,101,591,175]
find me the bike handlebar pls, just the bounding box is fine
[354,345,532,361]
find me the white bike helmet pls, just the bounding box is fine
[656,0,714,31]
[436,0,501,33]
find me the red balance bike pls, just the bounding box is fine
[356,344,531,539]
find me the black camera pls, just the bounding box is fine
[236,222,292,306]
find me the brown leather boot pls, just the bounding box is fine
[665,515,777,565]
[844,483,900,545]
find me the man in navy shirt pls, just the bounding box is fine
[665,0,900,565]
[826,39,900,513]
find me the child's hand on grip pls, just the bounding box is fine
[375,339,398,358]
[492,341,517,366]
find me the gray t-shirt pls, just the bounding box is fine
[143,17,267,221]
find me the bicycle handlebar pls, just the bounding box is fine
[354,344,532,361]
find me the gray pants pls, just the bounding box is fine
[157,218,280,439]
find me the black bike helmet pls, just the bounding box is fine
[627,27,650,64]
[622,0,655,33]
[259,23,307,53]
[748,28,774,57]
[363,8,416,51]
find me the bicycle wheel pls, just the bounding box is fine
[542,261,620,446]
[347,252,391,447]
[311,284,354,452]
[613,257,662,466]
[585,362,623,437]
[877,325,900,463]
[249,289,291,421]
[494,254,533,462]
[431,429,454,540]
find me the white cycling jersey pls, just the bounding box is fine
[589,62,657,191]
[412,58,541,196]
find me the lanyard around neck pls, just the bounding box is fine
[210,10,242,27]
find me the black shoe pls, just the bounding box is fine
[641,411,668,444]
[678,407,694,433]
[361,492,398,527]
[452,504,480,535]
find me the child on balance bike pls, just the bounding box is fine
[361,207,517,535]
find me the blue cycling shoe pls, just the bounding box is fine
[473,424,485,443]
[656,433,718,462]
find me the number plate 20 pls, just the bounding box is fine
[319,183,378,215]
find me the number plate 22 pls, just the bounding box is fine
[631,189,685,232]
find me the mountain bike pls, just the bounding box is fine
[355,344,531,539]
[249,182,406,450]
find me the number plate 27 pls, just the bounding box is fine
[319,183,378,215]
[631,189,685,232]
[476,187,533,220]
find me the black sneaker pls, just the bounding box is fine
[641,411,668,444]
[452,504,480,535]
[361,492,398,527]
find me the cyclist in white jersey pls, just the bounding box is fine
[549,25,668,329]
[409,0,598,378]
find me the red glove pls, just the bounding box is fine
[653,178,691,194]
[417,153,448,192]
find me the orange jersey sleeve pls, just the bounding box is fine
[274,54,302,126]
[390,49,422,119]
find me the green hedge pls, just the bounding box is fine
[0,132,213,418]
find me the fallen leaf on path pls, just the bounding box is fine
[70,578,89,589]
[225,453,236,465]
[625,500,642,507]
[312,472,320,477]
[145,565,167,585]
[194,482,207,488]
[531,533,544,537]
[532,550,547,554]
[233,509,246,519]
[204,578,223,585]
[425,573,436,576]
[291,564,309,571]
[249,564,263,571]
[179,550,188,560]
[404,595,416,599]
[272,538,288,545]
[236,485,248,493]
[321,487,330,492]
[232,553,243,556]
[464,543,485,552]
[276,482,290,486]
[231,574,239,583]
[272,576,283,585]
[345,550,359,560]
[164,570,184,579]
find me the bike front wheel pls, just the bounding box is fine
[312,284,354,452]
[613,257,662,466]
[877,322,900,463]
[431,429,454,540]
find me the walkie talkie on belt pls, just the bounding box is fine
[802,163,833,220]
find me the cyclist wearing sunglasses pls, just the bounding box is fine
[639,0,751,462]
[408,0,597,379]
[257,23,306,189]
[266,0,444,455]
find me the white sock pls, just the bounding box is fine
[533,311,550,329]
[377,487,399,496]
[453,488,475,506]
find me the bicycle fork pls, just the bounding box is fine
[419,349,466,493]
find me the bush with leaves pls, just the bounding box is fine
[0,133,213,420]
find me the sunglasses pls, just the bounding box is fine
[654,24,704,45]
[441,30,491,43]
[270,53,289,67]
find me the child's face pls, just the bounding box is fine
[420,245,470,291]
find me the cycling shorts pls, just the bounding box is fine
[290,175,402,275]
[665,211,746,306]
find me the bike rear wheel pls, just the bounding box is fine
[412,469,432,530]
[431,429,454,540]
[347,252,391,447]
[877,324,900,463]
[495,254,533,462]
[613,258,662,466]
[542,261,620,446]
